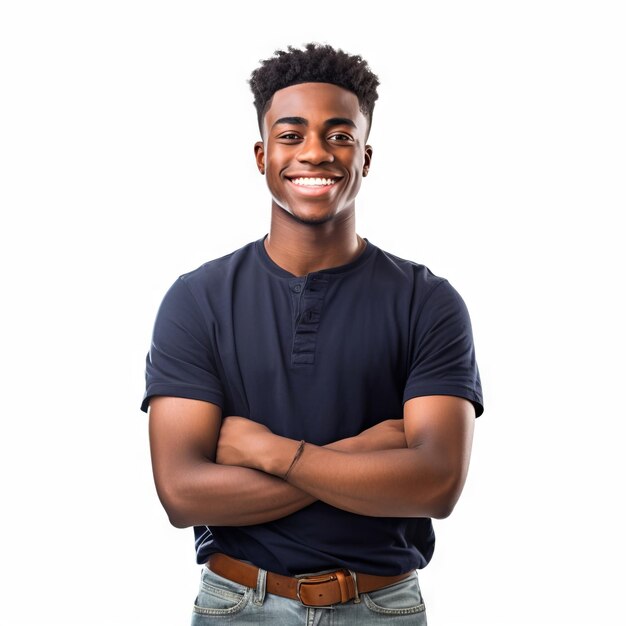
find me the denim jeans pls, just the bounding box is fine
[190,563,427,624]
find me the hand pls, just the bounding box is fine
[216,416,274,470]
[330,419,406,453]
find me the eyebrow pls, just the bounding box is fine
[271,116,357,130]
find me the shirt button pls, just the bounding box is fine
[293,284,302,293]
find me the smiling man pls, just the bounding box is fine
[141,42,484,625]
[256,80,371,237]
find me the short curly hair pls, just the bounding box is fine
[249,42,380,140]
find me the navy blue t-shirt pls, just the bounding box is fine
[141,234,483,576]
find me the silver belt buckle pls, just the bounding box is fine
[296,573,337,607]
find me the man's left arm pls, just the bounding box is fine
[216,394,475,519]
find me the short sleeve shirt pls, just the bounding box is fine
[141,234,484,576]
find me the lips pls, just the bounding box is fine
[285,172,343,182]
[286,176,342,196]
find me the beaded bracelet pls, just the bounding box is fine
[284,440,306,480]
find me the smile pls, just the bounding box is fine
[286,177,342,196]
[289,177,339,187]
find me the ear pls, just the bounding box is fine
[254,141,265,175]
[362,145,373,177]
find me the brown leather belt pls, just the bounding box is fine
[207,553,413,607]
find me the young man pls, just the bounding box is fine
[141,42,483,624]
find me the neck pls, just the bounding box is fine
[264,203,365,277]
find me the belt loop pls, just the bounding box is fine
[253,566,267,606]
[349,570,361,604]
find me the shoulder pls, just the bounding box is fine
[368,243,475,327]
[178,239,258,291]
[369,242,449,300]
[153,238,259,319]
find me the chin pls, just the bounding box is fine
[290,211,336,225]
[279,202,335,224]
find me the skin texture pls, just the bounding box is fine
[148,81,475,529]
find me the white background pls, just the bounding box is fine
[1,1,624,625]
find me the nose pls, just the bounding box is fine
[296,134,334,165]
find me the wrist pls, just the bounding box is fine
[258,435,303,477]
[284,440,306,480]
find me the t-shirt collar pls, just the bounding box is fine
[255,233,375,279]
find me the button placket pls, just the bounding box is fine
[291,274,330,365]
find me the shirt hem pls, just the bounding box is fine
[402,385,484,417]
[140,385,224,413]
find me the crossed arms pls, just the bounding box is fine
[148,394,475,528]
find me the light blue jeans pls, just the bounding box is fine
[190,563,427,624]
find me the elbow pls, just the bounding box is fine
[168,511,190,529]
[430,499,456,520]
[155,461,226,528]
[425,469,467,520]
[164,493,190,528]
[154,481,192,529]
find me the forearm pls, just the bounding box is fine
[257,438,454,518]
[169,461,315,528]
[169,436,359,528]
[212,400,472,520]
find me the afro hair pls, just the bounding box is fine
[248,42,380,139]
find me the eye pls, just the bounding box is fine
[278,133,301,141]
[329,133,353,142]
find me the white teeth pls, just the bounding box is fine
[291,177,337,186]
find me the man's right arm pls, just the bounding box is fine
[148,396,406,528]
[148,396,315,527]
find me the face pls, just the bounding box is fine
[254,82,373,225]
